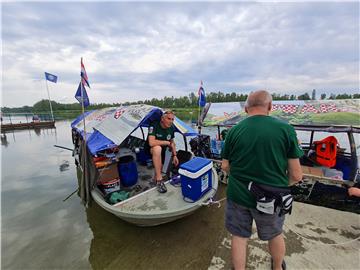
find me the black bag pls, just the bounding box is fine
[248,181,293,216]
[190,135,212,158]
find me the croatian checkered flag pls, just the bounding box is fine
[81,58,90,88]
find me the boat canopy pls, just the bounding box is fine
[200,99,360,127]
[71,104,197,155]
[292,124,360,133]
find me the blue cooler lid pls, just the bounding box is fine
[179,157,212,173]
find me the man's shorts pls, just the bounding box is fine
[225,199,285,241]
[144,141,168,163]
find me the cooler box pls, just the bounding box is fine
[178,157,213,201]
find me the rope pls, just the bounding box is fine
[284,223,360,246]
[201,196,227,208]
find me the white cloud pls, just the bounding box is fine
[1,1,359,107]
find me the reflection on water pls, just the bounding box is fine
[1,121,92,269]
[1,134,9,147]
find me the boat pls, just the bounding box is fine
[191,99,360,212]
[71,104,219,226]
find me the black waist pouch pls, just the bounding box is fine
[248,181,293,216]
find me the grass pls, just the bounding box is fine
[310,112,360,125]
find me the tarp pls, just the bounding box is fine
[201,99,360,127]
[71,104,197,155]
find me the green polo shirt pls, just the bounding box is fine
[222,115,304,208]
[148,121,175,141]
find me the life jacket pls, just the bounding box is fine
[313,136,338,167]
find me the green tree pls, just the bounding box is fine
[298,93,311,100]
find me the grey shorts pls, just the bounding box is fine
[225,199,285,241]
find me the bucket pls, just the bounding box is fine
[99,178,120,195]
[118,155,138,187]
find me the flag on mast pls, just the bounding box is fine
[75,82,90,107]
[198,80,206,107]
[81,58,90,88]
[44,72,58,83]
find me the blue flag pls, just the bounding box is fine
[45,72,58,83]
[198,86,206,107]
[75,82,90,107]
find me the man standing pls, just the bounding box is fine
[147,110,179,193]
[221,90,303,270]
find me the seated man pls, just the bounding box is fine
[147,110,179,193]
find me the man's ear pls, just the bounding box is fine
[268,102,272,112]
[245,106,248,113]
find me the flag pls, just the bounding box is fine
[75,82,90,107]
[198,81,206,107]
[44,72,58,83]
[81,58,90,88]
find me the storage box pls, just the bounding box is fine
[301,166,324,177]
[179,157,213,201]
[98,163,120,183]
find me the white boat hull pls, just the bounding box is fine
[91,168,219,226]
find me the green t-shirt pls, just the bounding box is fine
[148,121,175,141]
[222,115,304,208]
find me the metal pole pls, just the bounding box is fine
[45,78,55,122]
[197,105,201,134]
[80,80,88,206]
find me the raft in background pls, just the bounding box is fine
[1,121,55,133]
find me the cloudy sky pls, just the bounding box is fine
[1,1,359,107]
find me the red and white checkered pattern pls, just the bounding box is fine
[319,103,338,113]
[272,104,299,114]
[300,104,319,114]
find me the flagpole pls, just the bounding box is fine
[80,56,89,205]
[80,81,89,206]
[45,77,55,122]
[198,103,201,134]
[197,81,203,134]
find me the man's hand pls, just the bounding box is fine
[172,156,179,167]
[221,159,230,173]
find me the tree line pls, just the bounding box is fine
[1,90,359,114]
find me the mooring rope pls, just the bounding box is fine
[201,196,227,208]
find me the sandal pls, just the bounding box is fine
[271,259,286,270]
[156,180,167,193]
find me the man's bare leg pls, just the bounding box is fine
[268,233,285,270]
[151,145,162,181]
[231,235,248,270]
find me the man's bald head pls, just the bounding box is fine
[245,90,272,115]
